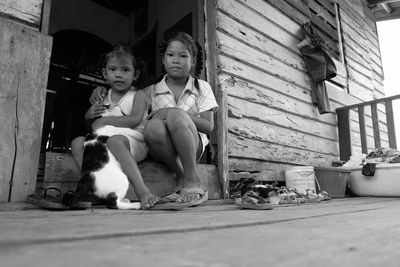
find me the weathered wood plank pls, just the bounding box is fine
[236,0,303,38]
[0,17,52,201]
[341,30,381,69]
[228,117,339,156]
[344,44,383,80]
[268,0,309,27]
[228,135,339,166]
[219,55,311,100]
[220,74,337,124]
[0,0,42,29]
[227,95,338,141]
[275,0,339,53]
[217,11,307,71]
[347,68,374,91]
[229,158,295,181]
[347,80,374,102]
[217,0,302,53]
[218,31,312,90]
[217,3,347,86]
[340,8,381,60]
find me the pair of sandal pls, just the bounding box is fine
[292,189,331,203]
[234,193,274,210]
[26,187,92,211]
[149,188,209,210]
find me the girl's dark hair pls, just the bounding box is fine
[100,43,148,89]
[159,32,204,90]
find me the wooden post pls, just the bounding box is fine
[205,0,229,198]
[337,109,352,161]
[357,106,368,154]
[371,103,381,148]
[0,17,52,201]
[385,100,397,149]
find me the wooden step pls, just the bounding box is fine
[43,152,221,200]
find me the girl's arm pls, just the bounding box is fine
[188,110,214,134]
[89,86,108,104]
[92,90,147,130]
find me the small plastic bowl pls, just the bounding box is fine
[269,196,281,205]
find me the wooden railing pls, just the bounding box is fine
[336,94,400,161]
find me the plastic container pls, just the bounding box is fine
[314,167,350,198]
[349,163,400,197]
[285,166,316,194]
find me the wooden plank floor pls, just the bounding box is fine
[1,197,400,267]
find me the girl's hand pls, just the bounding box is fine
[147,108,173,121]
[85,103,107,120]
[90,86,108,105]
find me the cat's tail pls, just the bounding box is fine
[115,200,141,210]
[106,192,141,210]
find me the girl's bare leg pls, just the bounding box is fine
[71,136,85,170]
[107,135,159,209]
[144,109,202,202]
[144,118,184,184]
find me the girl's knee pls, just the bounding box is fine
[71,137,85,156]
[106,135,129,150]
[144,119,167,141]
[166,109,191,129]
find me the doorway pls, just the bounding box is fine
[38,0,206,181]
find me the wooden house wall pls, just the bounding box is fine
[339,0,388,155]
[0,0,43,30]
[213,0,385,181]
[0,17,52,201]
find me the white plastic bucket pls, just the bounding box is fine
[285,166,316,194]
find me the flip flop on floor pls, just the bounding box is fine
[26,187,91,211]
[235,193,274,210]
[149,188,208,210]
[293,189,322,203]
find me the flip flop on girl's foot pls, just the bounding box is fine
[234,193,274,210]
[179,188,208,206]
[149,188,208,210]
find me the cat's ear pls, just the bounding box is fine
[97,135,109,144]
[85,133,97,142]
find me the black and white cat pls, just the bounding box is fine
[62,125,142,210]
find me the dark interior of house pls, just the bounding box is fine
[41,0,196,154]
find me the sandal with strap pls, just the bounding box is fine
[26,187,91,211]
[235,193,274,210]
[149,188,208,210]
[293,189,322,203]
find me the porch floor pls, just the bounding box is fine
[1,197,399,267]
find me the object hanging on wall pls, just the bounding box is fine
[298,21,337,114]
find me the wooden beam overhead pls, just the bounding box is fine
[381,3,393,13]
[368,0,400,6]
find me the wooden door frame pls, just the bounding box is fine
[203,0,229,199]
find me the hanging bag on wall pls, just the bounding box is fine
[298,20,337,114]
[300,21,337,82]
